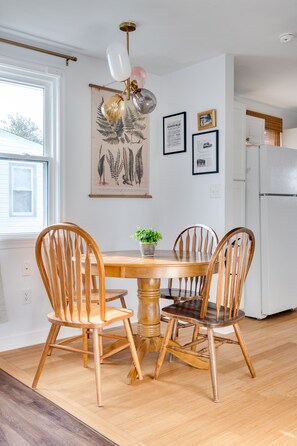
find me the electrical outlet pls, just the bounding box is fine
[22,262,32,276]
[22,289,32,305]
[210,184,221,198]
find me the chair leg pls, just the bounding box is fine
[172,299,181,339]
[123,318,143,380]
[168,319,179,362]
[191,324,200,351]
[83,328,89,368]
[32,324,57,388]
[173,319,179,340]
[98,328,104,364]
[154,318,175,379]
[92,327,102,407]
[233,323,256,378]
[47,324,60,356]
[120,296,134,334]
[207,327,219,403]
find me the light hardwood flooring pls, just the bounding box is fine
[1,312,297,446]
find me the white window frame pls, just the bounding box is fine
[0,62,60,241]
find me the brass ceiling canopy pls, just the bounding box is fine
[119,22,136,33]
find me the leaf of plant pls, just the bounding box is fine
[135,146,143,185]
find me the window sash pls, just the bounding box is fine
[0,62,60,239]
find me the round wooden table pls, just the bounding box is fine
[100,249,211,382]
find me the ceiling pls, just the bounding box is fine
[0,0,297,112]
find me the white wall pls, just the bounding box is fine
[0,45,232,350]
[154,54,233,247]
[282,128,297,149]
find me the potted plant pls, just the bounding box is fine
[130,227,163,257]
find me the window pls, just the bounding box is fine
[0,64,60,237]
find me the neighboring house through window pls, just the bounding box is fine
[0,63,60,237]
[10,162,36,217]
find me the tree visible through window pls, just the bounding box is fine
[2,113,43,144]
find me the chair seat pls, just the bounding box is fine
[160,287,201,301]
[105,289,127,301]
[73,289,127,303]
[48,305,133,329]
[162,300,246,328]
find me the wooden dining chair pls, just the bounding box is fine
[61,222,133,367]
[160,224,218,337]
[155,227,256,403]
[32,223,142,407]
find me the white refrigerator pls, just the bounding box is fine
[245,145,297,318]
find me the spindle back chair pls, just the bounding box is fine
[32,223,142,406]
[160,224,218,335]
[155,227,256,402]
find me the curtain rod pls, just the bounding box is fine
[0,37,78,66]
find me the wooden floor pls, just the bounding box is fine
[0,369,117,446]
[1,312,297,446]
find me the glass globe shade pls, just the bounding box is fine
[106,42,131,82]
[101,94,125,121]
[132,88,157,114]
[131,66,146,88]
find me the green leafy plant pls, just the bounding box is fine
[130,227,163,244]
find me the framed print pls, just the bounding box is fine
[197,109,216,130]
[192,130,219,175]
[89,83,151,198]
[163,112,186,155]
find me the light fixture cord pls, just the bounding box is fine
[126,29,131,100]
[126,30,130,55]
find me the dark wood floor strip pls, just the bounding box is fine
[0,369,118,446]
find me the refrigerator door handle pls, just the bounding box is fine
[260,193,297,197]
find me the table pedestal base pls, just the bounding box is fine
[126,278,162,383]
[126,278,208,383]
[126,335,163,384]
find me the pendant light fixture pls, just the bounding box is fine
[102,22,157,121]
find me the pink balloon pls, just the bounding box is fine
[131,66,146,88]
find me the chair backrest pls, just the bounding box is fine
[167,224,219,296]
[63,221,98,290]
[200,227,255,321]
[35,223,106,322]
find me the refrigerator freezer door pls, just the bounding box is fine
[260,146,297,194]
[261,195,297,315]
[245,147,262,317]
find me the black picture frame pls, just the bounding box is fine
[192,130,219,175]
[163,112,186,155]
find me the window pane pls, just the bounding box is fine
[13,167,32,190]
[13,191,32,213]
[0,81,44,155]
[0,159,47,234]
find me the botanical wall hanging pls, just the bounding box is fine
[89,84,151,198]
